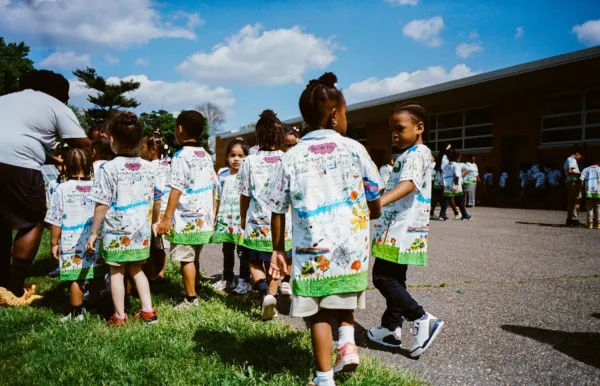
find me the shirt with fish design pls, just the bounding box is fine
[237,150,292,252]
[372,144,431,266]
[45,179,106,280]
[90,157,160,262]
[167,147,218,245]
[258,130,383,297]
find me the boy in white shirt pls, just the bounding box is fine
[564,147,584,226]
[580,156,600,229]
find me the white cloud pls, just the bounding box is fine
[385,0,419,5]
[344,64,479,104]
[186,13,203,30]
[104,53,119,65]
[69,75,235,113]
[572,19,600,47]
[514,26,524,39]
[135,58,149,67]
[456,42,483,58]
[469,31,479,40]
[403,17,444,47]
[177,24,337,86]
[0,0,197,50]
[39,51,90,68]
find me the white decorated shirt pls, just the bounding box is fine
[462,162,479,185]
[534,171,546,189]
[379,164,393,187]
[443,162,464,196]
[258,130,383,297]
[90,157,159,262]
[547,169,561,187]
[166,146,218,245]
[372,144,431,266]
[580,165,600,198]
[46,179,60,209]
[212,167,243,244]
[484,172,494,186]
[238,150,292,252]
[499,172,508,188]
[564,156,580,183]
[152,158,171,215]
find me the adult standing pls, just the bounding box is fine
[462,155,481,207]
[563,146,584,227]
[0,70,90,304]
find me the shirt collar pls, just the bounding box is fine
[302,129,339,141]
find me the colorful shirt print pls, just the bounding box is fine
[547,169,561,187]
[90,157,158,263]
[238,150,292,252]
[430,162,436,181]
[499,172,508,188]
[379,164,393,187]
[166,146,218,245]
[45,180,106,281]
[212,168,243,244]
[152,158,171,216]
[463,162,479,185]
[93,160,107,178]
[534,171,546,189]
[564,156,580,183]
[372,145,431,267]
[46,179,59,209]
[580,165,600,198]
[258,130,383,297]
[443,162,464,196]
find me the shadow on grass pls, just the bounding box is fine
[501,325,600,369]
[29,256,59,278]
[515,221,566,228]
[193,325,313,378]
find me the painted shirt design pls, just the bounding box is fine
[581,165,600,198]
[547,169,561,187]
[90,157,159,262]
[46,179,59,209]
[212,168,243,244]
[379,164,393,187]
[463,162,479,184]
[238,150,292,252]
[259,130,383,297]
[45,180,105,281]
[372,145,431,267]
[499,172,508,188]
[152,158,171,216]
[443,162,464,196]
[564,156,580,183]
[166,147,218,245]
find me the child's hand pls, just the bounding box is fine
[452,185,459,193]
[51,244,59,261]
[269,251,288,280]
[156,220,171,235]
[86,234,97,253]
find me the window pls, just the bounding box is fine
[348,126,367,144]
[541,89,600,145]
[428,106,494,151]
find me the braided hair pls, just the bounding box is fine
[299,72,345,132]
[91,137,114,162]
[391,101,428,130]
[143,129,170,159]
[108,112,143,152]
[64,148,92,180]
[255,109,283,150]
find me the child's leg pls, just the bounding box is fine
[142,249,155,280]
[310,308,334,372]
[0,223,12,288]
[181,261,197,297]
[222,242,235,282]
[87,278,103,306]
[237,246,250,281]
[69,281,85,307]
[154,248,166,278]
[250,261,268,295]
[128,263,153,312]
[457,194,469,217]
[439,197,449,218]
[449,197,459,215]
[110,265,126,317]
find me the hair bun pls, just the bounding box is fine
[318,72,338,88]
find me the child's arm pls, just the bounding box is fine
[156,189,182,235]
[86,203,109,252]
[239,194,250,230]
[50,225,61,261]
[380,181,416,207]
[269,212,287,280]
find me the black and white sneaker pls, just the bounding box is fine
[410,312,444,357]
[367,325,402,348]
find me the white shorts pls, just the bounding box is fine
[169,244,203,263]
[290,291,366,318]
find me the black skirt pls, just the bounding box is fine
[0,162,47,229]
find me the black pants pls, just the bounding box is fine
[372,258,425,330]
[222,243,250,282]
[440,194,468,219]
[431,189,443,215]
[0,223,11,288]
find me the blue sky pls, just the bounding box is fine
[1,0,598,131]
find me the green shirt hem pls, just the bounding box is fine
[586,193,600,199]
[101,247,150,263]
[59,266,108,282]
[443,192,464,197]
[166,231,214,245]
[210,233,243,245]
[293,271,368,297]
[371,244,428,266]
[242,238,292,252]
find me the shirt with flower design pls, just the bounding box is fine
[238,150,292,252]
[258,130,383,297]
[166,146,218,245]
[372,144,431,266]
[90,157,160,263]
[212,167,244,244]
[580,165,600,198]
[45,179,106,281]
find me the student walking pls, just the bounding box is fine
[462,155,480,207]
[564,147,585,226]
[580,156,600,229]
[439,151,471,221]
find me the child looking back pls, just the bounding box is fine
[262,73,383,386]
[86,112,160,326]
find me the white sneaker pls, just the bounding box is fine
[454,212,462,219]
[59,309,86,323]
[261,294,277,320]
[233,279,252,295]
[174,297,199,310]
[309,376,336,386]
[410,313,444,357]
[279,281,292,296]
[48,267,60,278]
[212,280,234,291]
[367,325,402,348]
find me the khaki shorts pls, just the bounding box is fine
[290,291,366,318]
[170,244,203,263]
[107,259,147,267]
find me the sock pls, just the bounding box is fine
[71,305,83,316]
[283,275,291,283]
[185,295,197,302]
[337,325,355,346]
[256,279,269,297]
[9,258,32,297]
[315,370,335,386]
[114,312,125,320]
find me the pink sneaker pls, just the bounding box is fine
[332,342,360,373]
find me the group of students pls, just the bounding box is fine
[45,72,444,386]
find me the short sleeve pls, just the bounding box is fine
[379,165,391,186]
[399,147,426,192]
[257,160,291,214]
[212,171,221,200]
[90,165,114,205]
[55,106,86,140]
[44,186,63,226]
[168,154,189,192]
[237,158,251,197]
[357,146,383,201]
[580,169,587,181]
[153,166,163,202]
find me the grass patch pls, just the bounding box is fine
[0,231,424,386]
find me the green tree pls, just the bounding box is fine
[69,104,90,133]
[0,37,35,96]
[140,109,177,151]
[73,67,140,128]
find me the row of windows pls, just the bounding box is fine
[426,106,494,151]
[541,89,600,145]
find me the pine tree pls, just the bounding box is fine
[0,38,35,96]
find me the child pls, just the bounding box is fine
[261,73,383,386]
[237,109,292,320]
[91,136,114,177]
[85,112,159,326]
[440,150,471,221]
[379,156,395,188]
[462,155,480,208]
[156,111,219,310]
[140,130,170,280]
[282,125,300,153]
[368,102,444,358]
[564,147,585,226]
[431,154,444,219]
[45,148,106,321]
[211,138,252,294]
[580,156,600,229]
[499,170,508,190]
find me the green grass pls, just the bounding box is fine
[0,231,424,386]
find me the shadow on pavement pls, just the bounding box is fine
[591,313,600,319]
[515,221,566,228]
[502,325,600,369]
